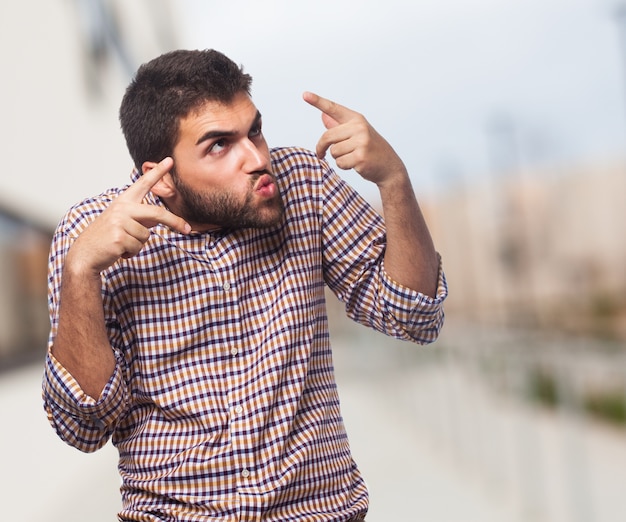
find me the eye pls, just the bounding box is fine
[249,123,263,139]
[209,139,227,153]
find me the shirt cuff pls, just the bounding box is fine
[43,349,127,428]
[380,255,448,328]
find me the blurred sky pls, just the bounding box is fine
[177,0,626,199]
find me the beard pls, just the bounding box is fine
[171,173,285,230]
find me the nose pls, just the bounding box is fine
[241,138,268,174]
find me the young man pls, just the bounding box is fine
[43,49,447,521]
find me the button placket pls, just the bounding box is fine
[208,234,253,487]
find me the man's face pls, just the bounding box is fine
[167,91,284,232]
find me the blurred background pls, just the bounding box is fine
[1,0,625,520]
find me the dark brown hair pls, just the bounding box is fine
[119,49,252,169]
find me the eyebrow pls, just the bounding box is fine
[195,110,263,146]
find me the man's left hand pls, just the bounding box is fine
[303,91,407,188]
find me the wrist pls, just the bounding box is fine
[64,249,104,282]
[376,165,411,194]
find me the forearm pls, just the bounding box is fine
[378,168,439,297]
[51,261,116,400]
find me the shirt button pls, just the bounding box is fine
[234,405,243,415]
[223,282,231,291]
[230,347,238,356]
[241,468,250,478]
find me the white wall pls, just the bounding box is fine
[0,0,180,360]
[0,0,180,228]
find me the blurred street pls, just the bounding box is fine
[2,323,626,521]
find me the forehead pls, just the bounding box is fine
[178,92,258,139]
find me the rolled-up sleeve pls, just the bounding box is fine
[376,256,447,343]
[320,161,448,344]
[42,200,128,452]
[43,350,128,452]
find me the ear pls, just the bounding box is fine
[142,161,176,198]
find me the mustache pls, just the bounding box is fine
[250,169,275,183]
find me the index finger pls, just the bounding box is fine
[134,202,191,235]
[302,92,356,124]
[124,156,174,202]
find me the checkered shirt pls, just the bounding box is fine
[43,147,447,521]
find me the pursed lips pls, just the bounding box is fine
[254,173,276,194]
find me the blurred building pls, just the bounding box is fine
[2,1,625,370]
[0,208,51,367]
[431,159,626,340]
[0,0,180,367]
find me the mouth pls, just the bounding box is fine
[254,174,277,197]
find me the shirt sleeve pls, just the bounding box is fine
[320,161,448,344]
[42,350,127,452]
[42,203,129,452]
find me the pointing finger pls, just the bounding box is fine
[134,204,191,235]
[116,157,191,234]
[302,92,356,126]
[124,157,174,202]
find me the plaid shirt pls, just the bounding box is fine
[43,147,447,521]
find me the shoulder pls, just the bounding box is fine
[270,146,328,175]
[270,146,335,194]
[270,146,317,163]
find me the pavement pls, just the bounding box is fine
[0,360,120,521]
[2,325,625,521]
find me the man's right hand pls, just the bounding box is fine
[51,158,190,399]
[66,157,191,275]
